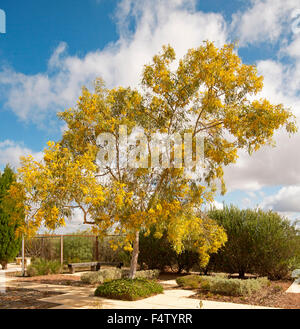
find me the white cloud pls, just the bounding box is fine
[260,185,300,212]
[223,55,300,192]
[39,208,89,234]
[205,200,224,211]
[0,0,227,123]
[231,0,300,45]
[0,140,43,169]
[1,0,300,203]
[285,35,300,59]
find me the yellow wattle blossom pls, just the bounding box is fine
[13,42,296,274]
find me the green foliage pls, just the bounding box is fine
[97,236,131,266]
[81,268,122,284]
[207,205,300,280]
[176,274,269,296]
[139,227,202,273]
[176,275,207,289]
[81,268,160,285]
[27,258,62,276]
[122,269,160,279]
[208,276,269,296]
[0,166,22,268]
[62,235,94,263]
[94,278,163,300]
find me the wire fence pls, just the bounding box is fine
[18,234,129,266]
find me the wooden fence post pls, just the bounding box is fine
[95,236,99,261]
[60,235,64,266]
[22,236,25,276]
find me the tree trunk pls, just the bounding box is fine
[129,231,139,279]
[238,270,245,279]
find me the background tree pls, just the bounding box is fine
[0,166,22,269]
[13,42,296,278]
[207,205,300,279]
[139,226,203,273]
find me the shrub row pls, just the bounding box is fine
[81,269,160,284]
[81,268,122,284]
[176,275,269,296]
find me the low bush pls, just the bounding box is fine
[121,269,160,279]
[81,268,122,284]
[135,269,160,279]
[94,278,163,300]
[176,275,205,289]
[176,275,269,296]
[27,258,62,276]
[81,268,160,284]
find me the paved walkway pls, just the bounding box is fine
[2,278,276,309]
[0,264,22,293]
[1,266,299,309]
[286,278,300,293]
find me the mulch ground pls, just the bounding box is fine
[14,274,90,287]
[189,280,300,309]
[0,287,63,309]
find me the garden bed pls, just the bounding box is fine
[0,287,63,309]
[8,272,300,309]
[190,280,300,309]
[13,274,87,287]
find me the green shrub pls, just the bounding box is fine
[176,275,269,296]
[176,275,204,289]
[81,272,103,284]
[81,268,122,284]
[139,227,200,273]
[207,205,300,280]
[27,258,62,276]
[62,236,94,263]
[135,269,160,279]
[94,278,163,300]
[81,269,160,284]
[121,269,160,279]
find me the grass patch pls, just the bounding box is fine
[94,278,163,301]
[176,275,269,296]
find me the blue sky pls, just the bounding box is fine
[0,0,300,232]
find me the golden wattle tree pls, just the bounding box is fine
[12,42,296,278]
